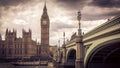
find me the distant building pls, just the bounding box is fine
[0,34,5,58]
[0,29,39,59]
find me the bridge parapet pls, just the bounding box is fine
[83,15,120,38]
[65,38,76,48]
[83,15,120,46]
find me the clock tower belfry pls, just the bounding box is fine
[40,1,50,59]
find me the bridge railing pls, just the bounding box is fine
[83,15,120,43]
[83,15,120,39]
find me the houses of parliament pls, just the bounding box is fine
[0,29,39,59]
[0,2,54,60]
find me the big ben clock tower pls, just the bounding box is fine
[40,2,50,59]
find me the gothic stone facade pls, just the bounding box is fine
[0,29,38,59]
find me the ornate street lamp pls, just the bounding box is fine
[77,11,82,36]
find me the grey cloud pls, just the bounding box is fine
[0,0,33,7]
[89,0,120,8]
[57,0,80,3]
[0,22,2,29]
[51,22,76,32]
[0,0,36,18]
[54,0,87,10]
[0,12,2,18]
[82,10,120,21]
[104,11,120,16]
[0,0,42,11]
[54,0,120,21]
[0,21,4,35]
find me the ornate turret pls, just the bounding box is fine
[43,1,47,11]
[13,29,16,37]
[41,1,49,20]
[5,29,16,39]
[22,29,31,39]
[29,29,31,35]
[6,28,8,35]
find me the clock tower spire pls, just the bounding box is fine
[40,1,50,59]
[41,0,49,21]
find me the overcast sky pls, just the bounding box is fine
[0,0,120,45]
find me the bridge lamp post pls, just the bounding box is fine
[57,40,61,63]
[76,11,84,68]
[77,11,82,36]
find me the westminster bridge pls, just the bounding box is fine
[56,15,120,68]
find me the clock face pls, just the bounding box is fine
[43,21,47,25]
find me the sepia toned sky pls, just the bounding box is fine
[0,0,120,45]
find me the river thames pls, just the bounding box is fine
[0,63,55,68]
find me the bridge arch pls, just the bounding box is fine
[59,51,63,63]
[84,38,120,68]
[66,49,76,68]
